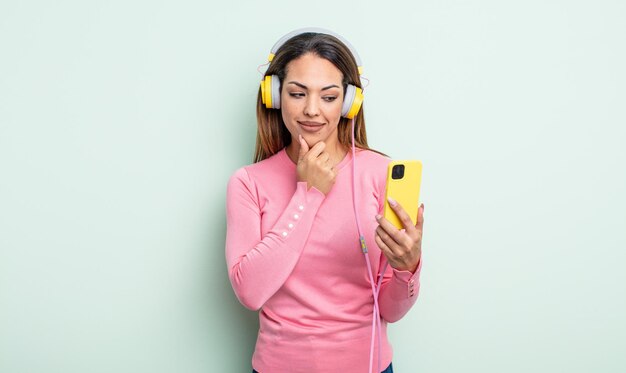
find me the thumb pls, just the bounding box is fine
[298,134,309,159]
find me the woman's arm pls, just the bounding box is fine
[376,257,422,322]
[225,168,326,310]
[374,190,426,322]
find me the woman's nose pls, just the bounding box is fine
[303,96,320,117]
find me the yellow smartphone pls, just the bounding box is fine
[383,160,423,229]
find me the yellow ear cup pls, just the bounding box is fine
[345,87,364,119]
[261,76,273,108]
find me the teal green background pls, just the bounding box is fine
[1,0,625,372]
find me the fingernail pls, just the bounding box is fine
[387,197,397,207]
[375,214,382,221]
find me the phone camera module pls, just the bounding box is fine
[392,164,405,180]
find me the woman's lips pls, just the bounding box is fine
[298,121,324,132]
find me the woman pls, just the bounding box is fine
[226,28,425,373]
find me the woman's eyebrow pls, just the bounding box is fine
[286,81,341,91]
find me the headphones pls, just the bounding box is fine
[260,27,365,119]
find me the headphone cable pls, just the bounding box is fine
[350,117,384,373]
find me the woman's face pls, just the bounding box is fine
[280,53,344,149]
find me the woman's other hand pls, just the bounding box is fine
[296,135,337,195]
[375,199,424,273]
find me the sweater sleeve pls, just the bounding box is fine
[225,168,326,311]
[377,257,423,322]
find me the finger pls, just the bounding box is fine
[377,216,416,258]
[298,134,309,160]
[416,203,425,231]
[375,214,409,248]
[375,231,395,259]
[412,203,424,243]
[387,197,419,233]
[305,141,326,159]
[318,152,331,164]
[375,224,403,255]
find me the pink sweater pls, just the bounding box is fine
[226,148,422,373]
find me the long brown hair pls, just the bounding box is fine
[254,32,378,163]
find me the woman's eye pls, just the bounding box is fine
[289,92,305,98]
[323,96,337,102]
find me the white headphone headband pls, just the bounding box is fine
[268,27,363,71]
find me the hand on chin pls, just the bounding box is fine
[299,134,326,148]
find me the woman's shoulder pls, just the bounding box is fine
[351,148,392,188]
[228,149,292,188]
[355,148,392,167]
